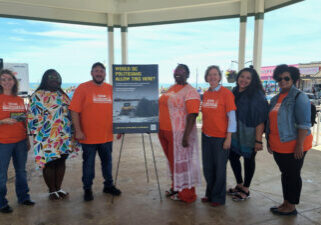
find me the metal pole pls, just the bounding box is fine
[141,134,149,183]
[315,112,320,145]
[112,134,125,203]
[148,133,162,201]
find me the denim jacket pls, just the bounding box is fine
[266,85,311,143]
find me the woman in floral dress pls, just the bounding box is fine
[28,69,80,200]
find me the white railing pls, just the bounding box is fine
[312,112,321,146]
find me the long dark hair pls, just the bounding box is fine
[35,69,68,98]
[0,69,19,96]
[233,66,265,97]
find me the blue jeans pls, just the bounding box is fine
[0,139,30,208]
[82,142,113,190]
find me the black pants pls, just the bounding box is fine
[202,134,229,204]
[229,150,256,188]
[273,151,306,205]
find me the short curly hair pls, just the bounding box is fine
[273,64,300,84]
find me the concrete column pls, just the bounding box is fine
[238,0,248,71]
[253,0,264,74]
[107,13,114,84]
[121,13,128,64]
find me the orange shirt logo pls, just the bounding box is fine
[203,99,218,109]
[2,102,25,111]
[93,94,112,104]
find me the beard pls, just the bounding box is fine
[93,77,104,84]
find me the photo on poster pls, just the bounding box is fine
[113,65,159,133]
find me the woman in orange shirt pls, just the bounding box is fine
[266,64,312,216]
[201,65,236,206]
[158,64,201,203]
[0,69,34,214]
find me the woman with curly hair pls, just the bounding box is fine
[227,66,268,201]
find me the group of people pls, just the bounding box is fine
[0,62,121,213]
[159,63,312,216]
[0,62,312,217]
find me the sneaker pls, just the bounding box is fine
[84,189,94,201]
[0,205,13,213]
[103,185,121,196]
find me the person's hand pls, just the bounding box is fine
[75,130,85,140]
[223,138,231,150]
[294,144,304,159]
[182,136,189,147]
[116,133,123,140]
[1,118,18,125]
[254,142,263,152]
[266,144,273,154]
[27,138,31,151]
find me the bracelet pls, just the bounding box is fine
[255,140,263,144]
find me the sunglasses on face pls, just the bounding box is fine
[276,76,291,82]
[48,74,61,81]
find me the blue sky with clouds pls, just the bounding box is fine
[0,0,320,84]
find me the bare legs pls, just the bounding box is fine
[43,155,68,199]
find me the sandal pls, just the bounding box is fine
[232,189,250,202]
[170,193,181,201]
[165,188,178,197]
[57,189,69,199]
[227,186,242,195]
[201,197,210,203]
[49,192,61,200]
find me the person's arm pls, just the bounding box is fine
[70,111,85,140]
[294,129,308,159]
[254,123,264,152]
[294,93,311,159]
[182,113,197,147]
[223,110,236,150]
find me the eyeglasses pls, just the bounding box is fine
[276,76,291,82]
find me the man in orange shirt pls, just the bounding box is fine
[69,62,121,201]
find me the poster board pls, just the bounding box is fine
[112,64,159,134]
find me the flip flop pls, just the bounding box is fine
[232,189,250,201]
[227,186,242,195]
[49,192,61,200]
[165,188,178,197]
[170,193,181,201]
[57,189,69,199]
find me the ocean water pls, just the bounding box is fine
[30,82,235,90]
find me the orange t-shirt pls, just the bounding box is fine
[269,93,312,153]
[202,86,236,138]
[159,84,200,131]
[69,81,113,144]
[0,94,27,143]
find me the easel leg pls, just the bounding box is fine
[148,133,162,201]
[112,134,125,203]
[141,134,149,183]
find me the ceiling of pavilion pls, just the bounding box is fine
[0,0,303,27]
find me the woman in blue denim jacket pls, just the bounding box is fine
[266,64,312,216]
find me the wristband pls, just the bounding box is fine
[255,140,263,144]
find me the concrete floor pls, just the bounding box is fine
[1,131,321,225]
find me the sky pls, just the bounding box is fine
[0,0,320,85]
